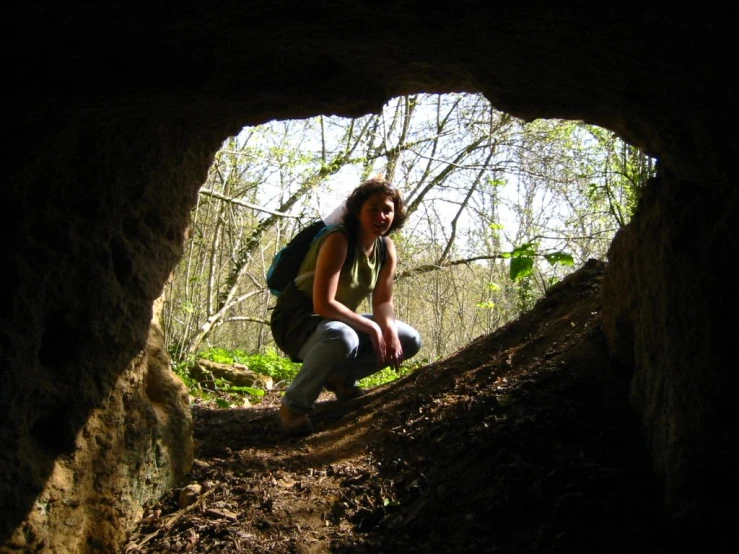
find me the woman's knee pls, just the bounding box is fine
[320,321,361,356]
[399,324,422,359]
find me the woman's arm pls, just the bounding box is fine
[372,237,403,369]
[312,232,385,348]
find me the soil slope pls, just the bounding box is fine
[123,260,671,553]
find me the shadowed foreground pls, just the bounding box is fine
[124,261,674,553]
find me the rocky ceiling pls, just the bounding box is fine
[2,3,737,552]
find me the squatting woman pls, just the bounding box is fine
[270,176,422,435]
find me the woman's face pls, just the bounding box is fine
[358,192,395,237]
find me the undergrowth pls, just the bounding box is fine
[171,346,430,409]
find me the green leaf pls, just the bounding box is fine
[476,301,496,309]
[215,398,231,408]
[544,252,574,267]
[228,386,266,398]
[510,256,534,280]
[510,242,538,258]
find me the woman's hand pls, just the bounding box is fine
[370,237,403,369]
[367,320,388,367]
[382,324,403,370]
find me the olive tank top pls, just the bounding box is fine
[294,225,382,311]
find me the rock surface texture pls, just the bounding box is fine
[1,4,736,552]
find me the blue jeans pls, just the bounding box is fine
[282,315,422,413]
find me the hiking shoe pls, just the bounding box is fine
[279,404,313,436]
[325,374,365,402]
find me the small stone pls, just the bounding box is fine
[178,483,203,508]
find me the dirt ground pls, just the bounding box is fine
[122,260,673,553]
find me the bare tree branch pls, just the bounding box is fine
[199,188,299,218]
[221,316,270,325]
[185,290,265,355]
[406,136,488,216]
[395,254,507,280]
[438,144,496,264]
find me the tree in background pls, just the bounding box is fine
[163,93,653,364]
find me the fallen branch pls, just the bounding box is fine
[161,488,217,530]
[192,359,274,390]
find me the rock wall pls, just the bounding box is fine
[2,313,192,553]
[1,107,226,552]
[603,172,739,539]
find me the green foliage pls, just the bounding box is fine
[199,347,238,365]
[505,242,538,281]
[172,344,430,408]
[170,354,199,390]
[214,378,266,399]
[509,256,534,281]
[358,357,431,388]
[208,377,266,408]
[198,346,301,385]
[504,242,574,282]
[248,349,301,383]
[169,347,301,409]
[169,354,223,404]
[172,343,435,409]
[476,282,500,310]
[544,252,574,267]
[515,276,537,313]
[358,367,407,388]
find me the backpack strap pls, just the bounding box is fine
[378,236,388,266]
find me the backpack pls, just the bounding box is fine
[266,220,387,297]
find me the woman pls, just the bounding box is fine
[270,176,422,435]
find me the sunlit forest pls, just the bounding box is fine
[162,92,654,372]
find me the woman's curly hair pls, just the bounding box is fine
[342,176,408,238]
